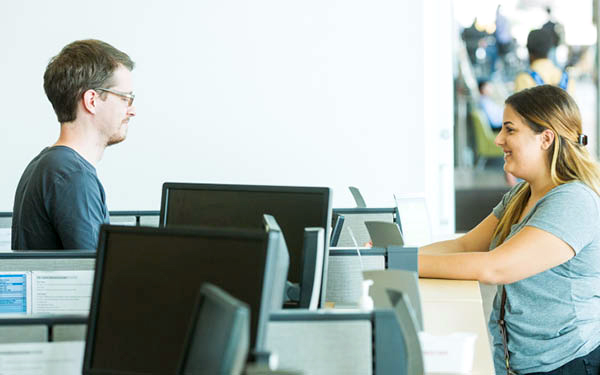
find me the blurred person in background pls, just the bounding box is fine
[514,28,574,94]
[478,80,503,130]
[494,5,513,61]
[542,6,564,68]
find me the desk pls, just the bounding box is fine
[419,279,494,375]
[419,279,482,302]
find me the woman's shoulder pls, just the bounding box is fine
[548,181,597,197]
[543,181,600,211]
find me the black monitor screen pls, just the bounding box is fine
[179,284,249,375]
[160,184,330,284]
[85,226,269,375]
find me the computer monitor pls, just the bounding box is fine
[330,213,345,247]
[177,283,250,375]
[159,183,332,307]
[83,216,289,375]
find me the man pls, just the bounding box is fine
[11,40,136,250]
[514,28,573,93]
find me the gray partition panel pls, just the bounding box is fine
[373,310,407,375]
[380,293,424,375]
[108,216,137,226]
[1,210,161,250]
[364,270,423,332]
[0,229,10,252]
[0,217,11,252]
[0,316,87,343]
[326,250,385,306]
[268,311,373,375]
[0,258,95,272]
[139,215,160,227]
[53,325,87,342]
[0,325,47,343]
[0,253,96,320]
[386,247,418,273]
[268,309,410,375]
[267,320,372,375]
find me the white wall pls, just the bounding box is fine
[423,0,455,234]
[0,1,454,233]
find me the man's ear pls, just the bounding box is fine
[82,89,99,114]
[541,129,555,151]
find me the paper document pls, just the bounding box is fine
[32,271,93,314]
[0,341,84,375]
[0,272,31,314]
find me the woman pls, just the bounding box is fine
[420,85,600,374]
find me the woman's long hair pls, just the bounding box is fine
[492,85,600,246]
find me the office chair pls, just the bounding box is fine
[471,108,503,169]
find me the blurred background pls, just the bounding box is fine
[453,0,599,231]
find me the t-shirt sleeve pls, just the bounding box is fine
[526,185,599,254]
[46,170,108,250]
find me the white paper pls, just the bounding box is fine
[0,272,31,314]
[0,228,11,252]
[31,271,93,314]
[419,331,477,374]
[0,341,84,375]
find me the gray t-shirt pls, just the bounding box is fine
[12,146,109,250]
[489,181,600,373]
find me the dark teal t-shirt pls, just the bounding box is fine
[12,146,109,250]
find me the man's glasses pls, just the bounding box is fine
[94,88,135,107]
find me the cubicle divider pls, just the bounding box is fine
[0,248,425,374]
[0,250,95,340]
[0,211,161,251]
[325,246,418,308]
[0,315,88,344]
[332,207,401,247]
[267,308,417,375]
[108,210,161,227]
[0,250,96,273]
[0,309,416,375]
[0,212,12,251]
[0,251,92,343]
[1,245,419,314]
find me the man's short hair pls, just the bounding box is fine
[43,39,135,123]
[526,29,553,60]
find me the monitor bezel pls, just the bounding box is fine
[176,283,250,375]
[159,182,332,307]
[83,224,271,375]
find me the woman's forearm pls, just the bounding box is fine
[418,252,492,282]
[419,238,467,255]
